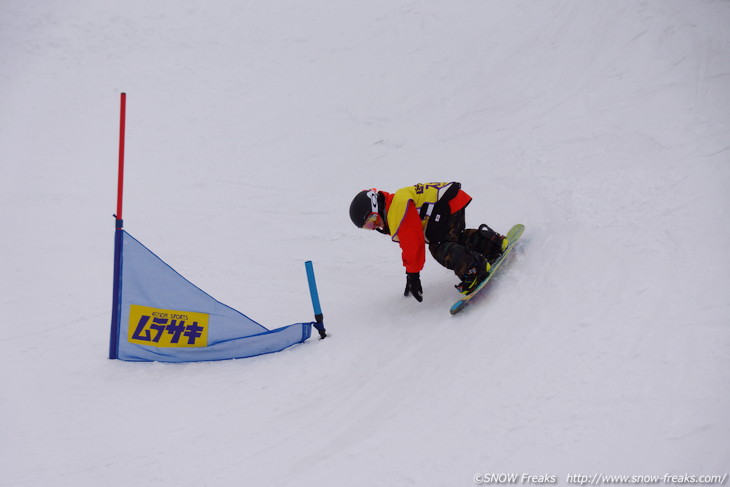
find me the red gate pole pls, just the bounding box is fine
[116,92,126,228]
[110,92,127,359]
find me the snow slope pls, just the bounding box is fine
[1,1,729,485]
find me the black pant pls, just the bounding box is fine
[428,209,503,278]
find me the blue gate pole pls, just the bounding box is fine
[305,261,327,339]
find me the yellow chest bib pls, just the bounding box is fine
[387,182,456,240]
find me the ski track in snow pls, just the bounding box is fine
[1,1,729,486]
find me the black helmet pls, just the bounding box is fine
[349,189,379,228]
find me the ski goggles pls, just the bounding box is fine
[360,189,383,230]
[362,211,384,231]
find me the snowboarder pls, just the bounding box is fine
[349,182,508,302]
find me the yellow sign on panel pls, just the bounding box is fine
[128,305,209,347]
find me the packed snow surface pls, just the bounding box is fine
[1,1,729,486]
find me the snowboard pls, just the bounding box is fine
[449,224,525,315]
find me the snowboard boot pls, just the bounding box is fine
[478,224,508,263]
[455,258,491,295]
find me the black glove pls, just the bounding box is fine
[404,272,423,302]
